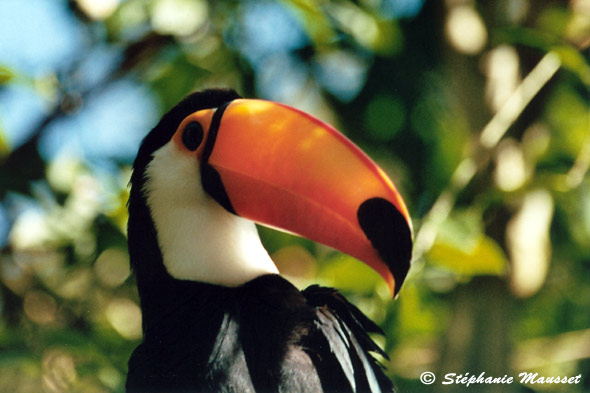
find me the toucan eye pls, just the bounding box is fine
[182,122,204,151]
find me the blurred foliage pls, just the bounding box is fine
[0,0,589,392]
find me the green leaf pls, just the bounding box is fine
[149,51,211,110]
[427,235,508,277]
[257,225,315,255]
[545,85,590,159]
[0,65,14,84]
[0,350,38,369]
[536,6,571,37]
[0,121,10,158]
[371,18,402,55]
[494,26,560,49]
[551,45,590,86]
[281,0,336,47]
[318,254,383,294]
[365,94,406,141]
[424,209,509,277]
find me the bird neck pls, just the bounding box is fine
[148,195,279,286]
[139,145,279,287]
[127,188,278,338]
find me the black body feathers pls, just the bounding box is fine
[126,275,394,393]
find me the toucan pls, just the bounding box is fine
[125,88,412,393]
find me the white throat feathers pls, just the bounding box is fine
[142,142,279,286]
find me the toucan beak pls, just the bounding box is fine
[175,99,412,296]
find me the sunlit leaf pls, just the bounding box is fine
[281,0,336,46]
[536,6,571,38]
[394,283,446,338]
[495,26,560,49]
[545,85,590,159]
[318,254,383,294]
[0,121,10,158]
[257,225,315,255]
[0,65,14,84]
[551,45,590,86]
[427,236,508,277]
[106,188,131,233]
[325,2,401,54]
[371,18,403,55]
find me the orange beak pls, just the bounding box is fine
[174,99,412,296]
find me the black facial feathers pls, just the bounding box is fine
[131,88,241,183]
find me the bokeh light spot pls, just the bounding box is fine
[106,298,142,340]
[445,6,487,55]
[58,268,92,300]
[24,290,57,324]
[508,190,554,297]
[484,45,520,113]
[42,349,77,393]
[77,0,120,20]
[272,245,317,287]
[494,139,528,191]
[94,248,131,287]
[9,208,50,250]
[151,0,208,36]
[313,50,369,102]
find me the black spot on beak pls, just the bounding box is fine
[357,198,412,296]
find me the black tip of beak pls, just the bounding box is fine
[357,198,412,295]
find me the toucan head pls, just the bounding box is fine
[129,88,412,297]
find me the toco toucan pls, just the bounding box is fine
[126,88,412,393]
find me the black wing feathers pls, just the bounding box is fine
[303,285,395,393]
[206,313,256,393]
[127,275,394,393]
[237,275,315,392]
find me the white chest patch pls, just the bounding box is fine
[142,142,278,286]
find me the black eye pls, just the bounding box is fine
[182,122,204,151]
